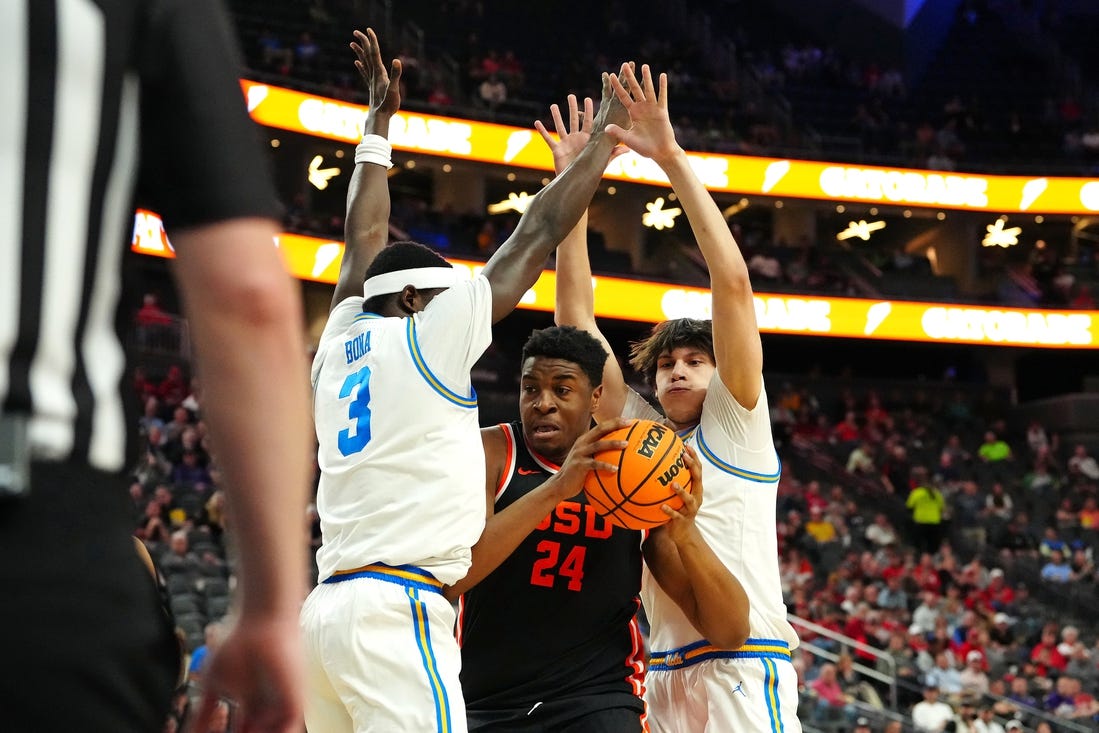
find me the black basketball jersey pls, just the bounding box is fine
[459,421,647,720]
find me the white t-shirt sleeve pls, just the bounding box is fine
[621,387,663,422]
[411,275,494,387]
[697,374,779,474]
[311,296,364,386]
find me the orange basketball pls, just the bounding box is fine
[583,419,692,530]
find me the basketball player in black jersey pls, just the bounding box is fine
[444,326,749,732]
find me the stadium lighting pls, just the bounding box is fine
[982,219,1022,247]
[642,197,682,230]
[487,192,533,215]
[837,220,886,241]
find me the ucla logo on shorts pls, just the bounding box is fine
[665,652,684,666]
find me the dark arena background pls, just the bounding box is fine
[126,1,1099,730]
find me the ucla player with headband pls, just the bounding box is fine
[555,63,802,731]
[300,27,632,733]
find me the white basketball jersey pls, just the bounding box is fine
[625,378,798,651]
[310,277,492,585]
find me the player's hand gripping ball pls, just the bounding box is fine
[583,419,692,529]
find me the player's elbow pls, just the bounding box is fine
[708,616,750,651]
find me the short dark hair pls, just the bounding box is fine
[628,318,714,384]
[521,326,608,387]
[362,241,452,312]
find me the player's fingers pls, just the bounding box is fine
[658,71,669,109]
[624,62,644,99]
[389,58,402,85]
[366,28,382,58]
[549,103,566,137]
[661,503,685,520]
[534,119,555,146]
[640,64,656,99]
[567,94,580,132]
[592,460,619,474]
[681,446,702,503]
[590,438,629,454]
[582,97,595,133]
[670,482,697,513]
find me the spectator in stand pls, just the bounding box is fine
[1037,549,1072,584]
[847,440,877,476]
[975,705,1007,733]
[479,72,507,111]
[1067,444,1099,483]
[158,365,188,410]
[881,444,913,494]
[942,433,973,467]
[913,553,944,594]
[913,683,957,732]
[832,410,862,447]
[912,590,942,635]
[953,481,987,549]
[171,449,212,490]
[188,621,225,684]
[926,652,965,700]
[907,467,946,554]
[1037,527,1066,559]
[809,662,855,725]
[978,431,1013,464]
[960,650,990,697]
[135,293,174,347]
[997,513,1037,557]
[1031,625,1069,673]
[878,574,908,611]
[865,513,899,549]
[979,569,1014,611]
[1025,420,1049,456]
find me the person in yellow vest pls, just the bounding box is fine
[906,467,945,554]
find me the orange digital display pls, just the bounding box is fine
[132,211,1097,348]
[241,80,1099,215]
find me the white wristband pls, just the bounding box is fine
[355,134,393,169]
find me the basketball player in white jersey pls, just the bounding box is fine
[553,65,803,731]
[300,29,631,733]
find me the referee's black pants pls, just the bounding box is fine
[0,460,178,732]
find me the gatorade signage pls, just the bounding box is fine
[132,211,1097,348]
[241,80,1099,215]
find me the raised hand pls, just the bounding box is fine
[589,66,633,140]
[659,444,704,546]
[351,28,402,132]
[535,95,594,175]
[606,63,680,165]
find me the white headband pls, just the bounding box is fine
[362,266,457,301]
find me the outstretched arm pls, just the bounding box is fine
[480,68,631,324]
[330,28,403,311]
[643,446,750,649]
[608,65,762,409]
[444,419,629,601]
[542,95,630,421]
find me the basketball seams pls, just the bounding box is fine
[582,419,689,529]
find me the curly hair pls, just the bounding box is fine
[628,318,714,384]
[362,241,452,312]
[521,326,608,387]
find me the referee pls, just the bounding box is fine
[0,1,311,731]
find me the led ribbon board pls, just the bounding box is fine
[132,211,1097,348]
[242,81,1099,215]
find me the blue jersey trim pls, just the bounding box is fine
[695,426,781,483]
[405,318,477,408]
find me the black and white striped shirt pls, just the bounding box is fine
[1,0,280,472]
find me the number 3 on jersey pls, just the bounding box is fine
[338,365,372,456]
